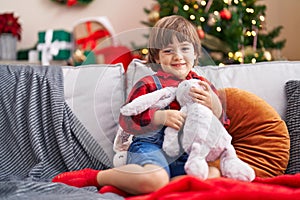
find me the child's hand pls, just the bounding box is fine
[153,110,186,130]
[189,81,213,110]
[190,81,222,119]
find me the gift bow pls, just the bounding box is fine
[76,29,110,50]
[37,29,72,65]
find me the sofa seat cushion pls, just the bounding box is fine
[222,88,290,178]
[285,80,300,174]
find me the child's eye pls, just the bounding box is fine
[162,49,174,54]
[181,47,191,52]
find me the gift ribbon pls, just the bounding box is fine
[76,21,111,50]
[37,29,72,65]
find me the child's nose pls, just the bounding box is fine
[173,50,184,59]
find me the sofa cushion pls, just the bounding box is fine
[222,88,290,177]
[63,64,125,166]
[285,80,300,174]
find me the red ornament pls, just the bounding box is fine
[67,0,77,6]
[197,26,205,39]
[220,9,232,20]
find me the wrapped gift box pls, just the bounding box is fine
[37,29,72,65]
[73,16,116,52]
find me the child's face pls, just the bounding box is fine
[155,37,196,80]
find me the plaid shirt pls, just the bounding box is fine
[119,69,230,134]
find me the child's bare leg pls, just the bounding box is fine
[207,166,221,179]
[171,166,221,182]
[98,164,169,195]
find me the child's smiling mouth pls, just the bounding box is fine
[171,63,186,68]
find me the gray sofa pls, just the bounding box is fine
[1,59,300,199]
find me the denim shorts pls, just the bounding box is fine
[126,129,188,178]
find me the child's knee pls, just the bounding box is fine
[137,167,169,193]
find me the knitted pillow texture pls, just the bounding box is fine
[219,88,290,178]
[285,80,300,174]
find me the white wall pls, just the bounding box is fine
[1,0,299,60]
[263,0,300,60]
[0,0,153,50]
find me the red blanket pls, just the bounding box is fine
[126,174,300,200]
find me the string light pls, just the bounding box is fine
[246,30,257,37]
[200,0,206,6]
[246,8,254,13]
[141,48,148,55]
[233,51,244,63]
[252,20,256,25]
[235,51,243,59]
[259,15,265,21]
[190,15,196,20]
[251,58,256,63]
[216,27,222,32]
[183,5,190,11]
[200,17,205,22]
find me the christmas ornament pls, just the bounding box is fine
[220,9,232,20]
[148,11,160,23]
[197,26,205,39]
[73,49,86,63]
[51,0,93,6]
[152,3,160,11]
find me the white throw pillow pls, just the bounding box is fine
[63,64,125,164]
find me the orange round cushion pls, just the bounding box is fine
[221,88,290,178]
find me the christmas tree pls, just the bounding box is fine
[140,0,286,66]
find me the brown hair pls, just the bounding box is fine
[147,15,201,72]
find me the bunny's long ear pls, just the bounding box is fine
[120,87,176,116]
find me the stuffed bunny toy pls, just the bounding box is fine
[115,79,255,182]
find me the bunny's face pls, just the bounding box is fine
[176,79,201,106]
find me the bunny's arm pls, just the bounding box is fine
[120,87,176,116]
